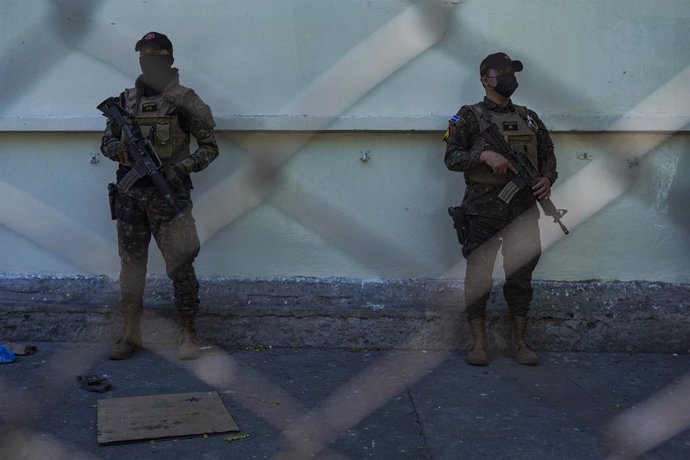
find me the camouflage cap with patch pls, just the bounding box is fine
[135,31,173,56]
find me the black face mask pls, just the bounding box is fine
[139,55,174,89]
[492,74,518,98]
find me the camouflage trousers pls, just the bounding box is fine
[116,185,200,319]
[462,207,541,320]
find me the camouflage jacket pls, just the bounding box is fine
[444,97,558,219]
[100,70,219,189]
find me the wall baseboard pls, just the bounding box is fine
[1,276,688,353]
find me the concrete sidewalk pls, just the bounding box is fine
[1,343,688,459]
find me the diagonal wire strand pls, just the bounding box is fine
[1,2,689,459]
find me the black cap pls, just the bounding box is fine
[480,52,523,75]
[135,31,173,56]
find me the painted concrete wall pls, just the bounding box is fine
[1,0,689,282]
[1,0,690,131]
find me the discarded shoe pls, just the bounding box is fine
[6,342,37,356]
[77,374,113,393]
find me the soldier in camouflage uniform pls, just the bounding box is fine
[100,32,219,361]
[444,52,558,366]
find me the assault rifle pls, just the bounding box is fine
[479,123,569,235]
[97,97,182,215]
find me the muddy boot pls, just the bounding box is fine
[109,307,142,360]
[465,317,488,366]
[512,315,539,365]
[178,317,200,360]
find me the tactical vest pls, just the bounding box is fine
[465,103,539,186]
[121,84,192,168]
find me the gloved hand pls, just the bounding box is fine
[164,163,186,188]
[102,139,130,165]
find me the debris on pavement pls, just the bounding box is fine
[0,344,15,364]
[77,374,113,393]
[97,391,239,444]
[224,433,251,443]
[6,343,38,356]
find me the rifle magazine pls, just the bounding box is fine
[498,181,521,204]
[117,169,141,192]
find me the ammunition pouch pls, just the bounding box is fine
[448,205,467,246]
[108,182,118,221]
[138,118,174,161]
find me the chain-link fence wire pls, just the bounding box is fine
[1,1,689,458]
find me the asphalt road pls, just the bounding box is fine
[1,343,689,459]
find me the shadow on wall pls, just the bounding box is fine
[667,142,690,235]
[0,0,106,115]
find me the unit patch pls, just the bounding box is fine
[142,101,157,113]
[503,121,519,131]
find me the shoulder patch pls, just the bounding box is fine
[443,114,464,142]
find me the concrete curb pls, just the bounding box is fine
[1,276,688,353]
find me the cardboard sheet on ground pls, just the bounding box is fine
[97,391,239,444]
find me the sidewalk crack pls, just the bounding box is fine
[406,386,433,460]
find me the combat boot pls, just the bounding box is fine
[512,315,539,365]
[465,317,488,366]
[178,317,200,360]
[109,307,142,360]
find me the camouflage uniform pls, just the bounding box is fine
[445,97,557,320]
[101,71,218,323]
